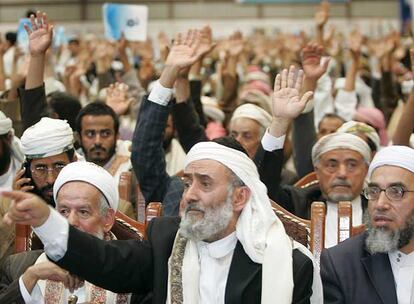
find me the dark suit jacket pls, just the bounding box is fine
[0,250,43,304]
[275,183,368,219]
[320,233,398,304]
[55,217,314,304]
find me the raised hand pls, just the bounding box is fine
[349,31,363,60]
[194,25,215,59]
[106,82,132,115]
[272,65,313,120]
[315,0,330,28]
[2,190,50,227]
[165,30,200,69]
[226,31,244,57]
[25,11,53,56]
[301,42,330,81]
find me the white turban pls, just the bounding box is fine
[21,118,74,159]
[0,111,24,162]
[337,120,380,152]
[201,96,225,123]
[312,132,371,165]
[0,111,12,135]
[53,161,119,210]
[368,145,414,179]
[230,103,272,129]
[183,141,294,304]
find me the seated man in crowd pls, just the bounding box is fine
[76,101,133,185]
[3,35,320,302]
[0,161,134,303]
[275,131,371,248]
[0,111,24,268]
[321,145,414,304]
[16,117,76,207]
[0,111,24,190]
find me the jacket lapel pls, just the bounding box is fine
[361,252,398,304]
[224,241,261,304]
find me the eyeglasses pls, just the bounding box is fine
[30,163,66,179]
[363,185,414,201]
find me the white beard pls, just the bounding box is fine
[179,190,233,242]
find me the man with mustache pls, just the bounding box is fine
[76,102,132,184]
[274,132,371,248]
[0,161,133,303]
[17,117,77,207]
[320,145,414,304]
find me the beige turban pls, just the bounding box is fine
[312,132,371,165]
[53,161,119,210]
[21,118,74,159]
[337,120,380,152]
[230,103,272,129]
[368,145,414,179]
[201,96,225,123]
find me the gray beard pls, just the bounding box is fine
[365,215,414,254]
[179,189,234,242]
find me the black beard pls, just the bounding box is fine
[163,135,173,151]
[0,138,11,175]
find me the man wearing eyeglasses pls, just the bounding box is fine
[14,117,77,207]
[321,145,414,304]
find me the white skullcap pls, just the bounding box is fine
[312,132,371,165]
[230,103,272,129]
[368,145,414,179]
[53,161,119,210]
[184,141,294,303]
[337,120,380,152]
[0,111,12,135]
[21,117,74,159]
[201,96,225,123]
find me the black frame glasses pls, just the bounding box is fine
[363,185,414,201]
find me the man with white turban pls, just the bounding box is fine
[16,117,77,207]
[321,145,414,304]
[0,111,24,268]
[0,111,24,190]
[275,132,371,248]
[0,161,136,303]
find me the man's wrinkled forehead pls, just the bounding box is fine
[184,159,230,178]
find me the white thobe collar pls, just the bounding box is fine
[197,232,237,258]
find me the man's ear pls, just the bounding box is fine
[102,208,116,233]
[232,186,251,213]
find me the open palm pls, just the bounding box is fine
[165,30,200,69]
[25,12,53,55]
[272,66,313,119]
[301,42,329,81]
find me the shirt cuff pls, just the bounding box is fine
[148,81,173,106]
[33,207,69,261]
[261,130,286,151]
[19,275,43,304]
